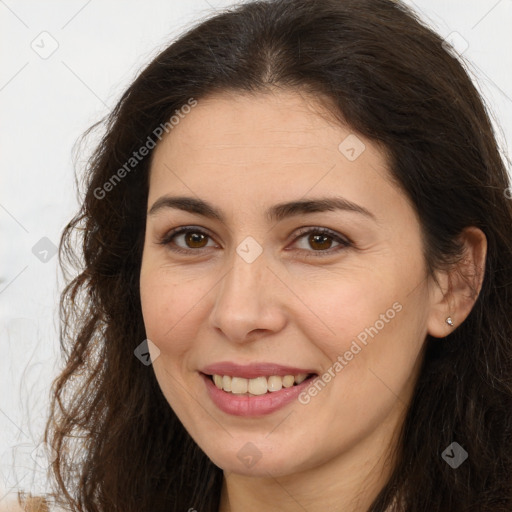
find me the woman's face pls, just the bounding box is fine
[140,90,438,478]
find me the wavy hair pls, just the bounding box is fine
[34,0,512,510]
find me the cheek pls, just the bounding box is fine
[292,259,428,383]
[139,265,202,359]
[291,267,398,353]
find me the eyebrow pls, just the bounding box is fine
[148,195,376,223]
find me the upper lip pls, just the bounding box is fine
[201,362,317,379]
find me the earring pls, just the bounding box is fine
[446,316,454,327]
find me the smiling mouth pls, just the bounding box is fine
[205,373,317,396]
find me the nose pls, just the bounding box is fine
[208,244,288,344]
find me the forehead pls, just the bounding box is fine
[147,90,409,225]
[153,90,354,159]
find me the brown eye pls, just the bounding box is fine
[159,227,216,254]
[292,227,351,257]
[183,231,209,248]
[307,233,334,251]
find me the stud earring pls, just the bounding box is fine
[446,316,454,327]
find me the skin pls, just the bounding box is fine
[139,89,486,512]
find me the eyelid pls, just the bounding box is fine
[292,226,352,246]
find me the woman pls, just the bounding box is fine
[33,0,512,510]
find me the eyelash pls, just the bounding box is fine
[158,226,352,258]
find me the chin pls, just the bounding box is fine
[202,440,309,478]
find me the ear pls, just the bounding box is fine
[426,227,487,338]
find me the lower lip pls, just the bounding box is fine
[201,373,315,416]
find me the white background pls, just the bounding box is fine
[1,0,511,504]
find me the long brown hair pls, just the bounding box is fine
[36,0,512,510]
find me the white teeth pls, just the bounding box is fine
[213,375,223,389]
[282,375,295,388]
[231,377,248,394]
[222,375,232,392]
[248,376,268,395]
[267,375,283,392]
[211,373,312,394]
